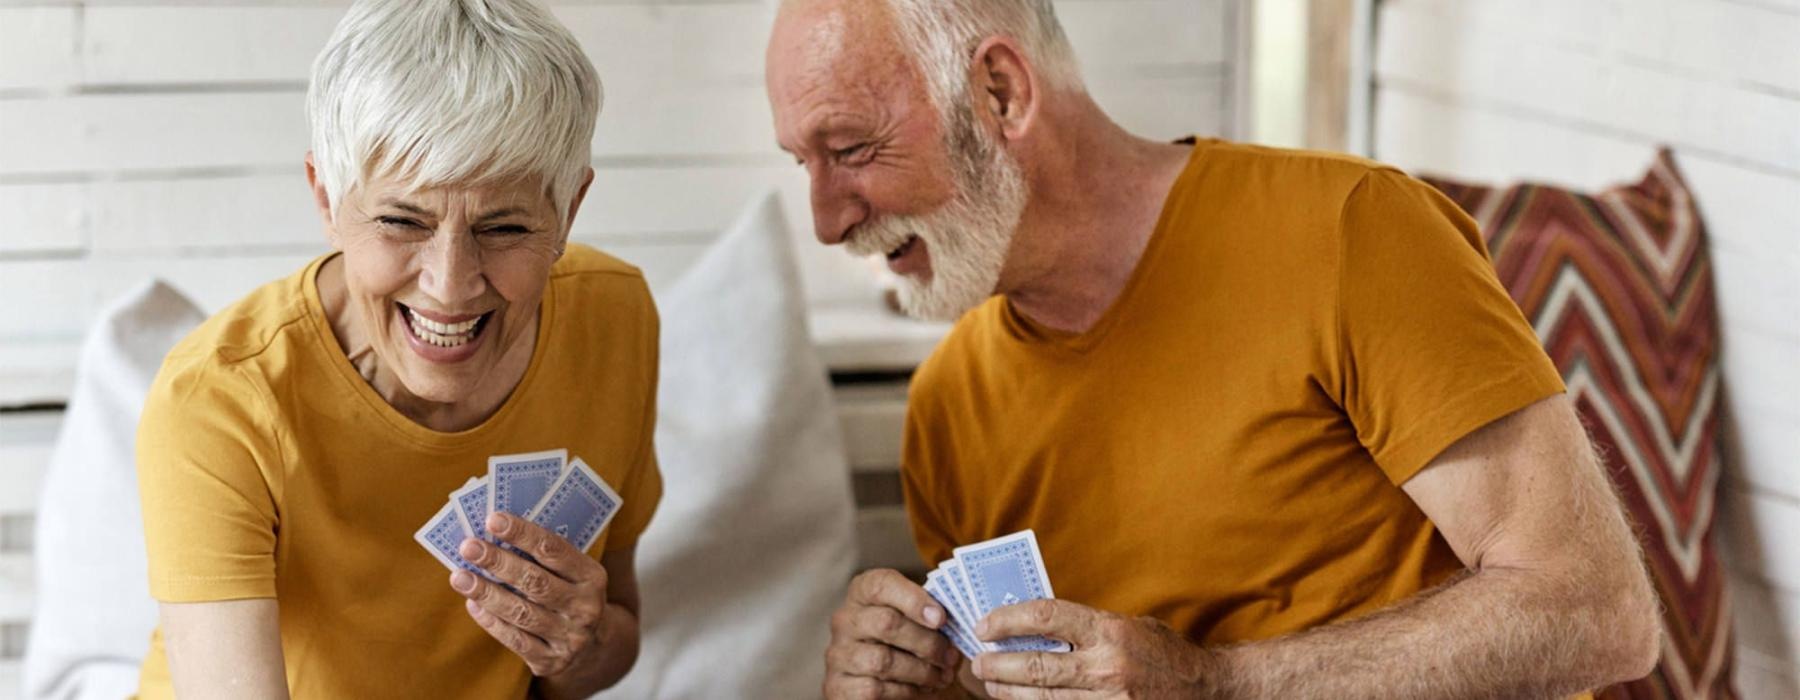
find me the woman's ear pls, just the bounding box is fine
[560,167,598,253]
[303,152,342,249]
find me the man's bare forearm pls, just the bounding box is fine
[531,602,640,700]
[1208,563,1658,698]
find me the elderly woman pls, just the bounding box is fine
[132,1,660,697]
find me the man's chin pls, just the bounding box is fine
[894,280,988,322]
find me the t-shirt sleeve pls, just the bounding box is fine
[137,357,284,602]
[1334,169,1566,485]
[598,299,663,553]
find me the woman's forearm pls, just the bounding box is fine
[161,599,291,700]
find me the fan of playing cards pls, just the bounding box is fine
[924,530,1073,660]
[415,448,623,576]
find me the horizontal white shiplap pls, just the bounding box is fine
[1388,0,1800,96]
[1092,71,1230,143]
[0,340,79,408]
[1738,644,1800,700]
[1719,485,1800,597]
[0,7,76,91]
[73,1,1224,88]
[1057,0,1229,69]
[1376,1,1800,177]
[0,72,1227,179]
[0,164,798,255]
[0,88,778,175]
[1729,571,1800,674]
[0,182,89,255]
[0,412,56,518]
[0,555,31,623]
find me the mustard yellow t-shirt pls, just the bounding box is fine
[904,140,1566,646]
[135,244,663,698]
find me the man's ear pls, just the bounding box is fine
[303,152,341,249]
[968,36,1039,142]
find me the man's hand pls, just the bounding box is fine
[824,569,963,698]
[452,512,612,679]
[971,599,1217,699]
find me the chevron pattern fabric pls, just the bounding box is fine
[1425,149,1734,699]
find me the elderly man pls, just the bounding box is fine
[766,1,1661,698]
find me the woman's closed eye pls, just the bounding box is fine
[376,216,427,230]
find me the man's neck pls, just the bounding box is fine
[1001,123,1194,334]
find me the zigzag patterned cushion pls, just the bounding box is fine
[1425,149,1734,699]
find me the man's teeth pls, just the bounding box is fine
[406,308,481,347]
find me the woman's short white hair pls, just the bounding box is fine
[307,0,601,221]
[883,0,1083,119]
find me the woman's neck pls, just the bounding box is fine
[315,255,538,432]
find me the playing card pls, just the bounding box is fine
[952,530,1070,653]
[924,570,983,660]
[525,457,622,552]
[939,561,995,653]
[414,501,485,576]
[451,476,496,544]
[488,448,567,520]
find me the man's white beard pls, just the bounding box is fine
[846,120,1029,322]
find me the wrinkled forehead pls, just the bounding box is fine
[353,169,558,213]
[767,0,923,138]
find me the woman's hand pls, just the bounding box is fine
[451,512,615,679]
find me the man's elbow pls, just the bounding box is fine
[1592,557,1663,684]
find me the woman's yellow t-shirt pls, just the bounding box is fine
[134,244,663,698]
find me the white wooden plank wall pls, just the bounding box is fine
[0,0,1240,406]
[0,1,1242,694]
[1370,0,1800,696]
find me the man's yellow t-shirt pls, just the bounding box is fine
[904,141,1567,648]
[135,244,663,698]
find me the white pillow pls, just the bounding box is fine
[24,281,206,700]
[610,191,854,697]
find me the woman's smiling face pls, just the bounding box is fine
[319,167,584,405]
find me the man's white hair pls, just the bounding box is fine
[307,0,601,221]
[882,0,1083,119]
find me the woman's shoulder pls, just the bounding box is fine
[550,244,648,285]
[157,261,318,393]
[548,243,657,317]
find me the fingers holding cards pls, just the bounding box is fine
[415,447,624,674]
[926,529,1072,661]
[415,448,621,580]
[825,569,961,691]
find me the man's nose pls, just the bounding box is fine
[418,231,485,307]
[809,168,869,246]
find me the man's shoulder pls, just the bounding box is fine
[1187,138,1408,206]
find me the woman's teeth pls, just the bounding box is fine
[406,308,482,347]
